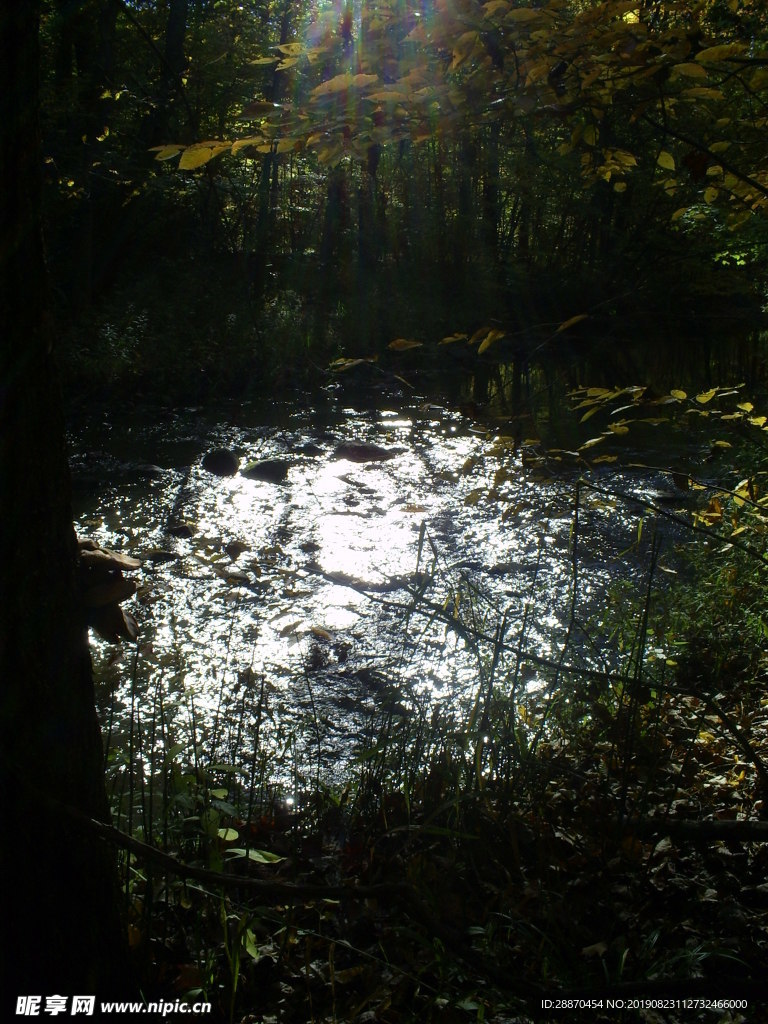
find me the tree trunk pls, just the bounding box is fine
[0,2,131,1003]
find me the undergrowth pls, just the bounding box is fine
[95,466,768,1024]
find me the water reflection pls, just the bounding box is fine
[71,390,683,783]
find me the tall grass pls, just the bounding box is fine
[93,473,768,1019]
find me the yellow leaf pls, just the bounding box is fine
[366,90,410,103]
[736,401,753,412]
[695,43,746,64]
[477,329,505,354]
[613,181,627,193]
[526,62,552,86]
[556,313,589,333]
[240,100,280,117]
[317,142,344,166]
[329,357,376,371]
[670,389,687,400]
[695,388,717,404]
[468,326,492,345]
[614,150,637,167]
[178,143,229,170]
[311,73,354,97]
[657,150,675,171]
[350,74,379,89]
[310,626,334,641]
[582,940,609,958]
[583,125,599,146]
[580,436,605,450]
[451,31,480,70]
[276,42,304,56]
[231,136,264,154]
[440,333,468,344]
[151,145,184,161]
[671,62,708,78]
[274,137,299,154]
[506,7,542,21]
[250,56,279,66]
[701,497,723,524]
[405,23,428,42]
[388,338,423,351]
[483,0,510,18]
[580,68,602,90]
[682,87,724,100]
[580,406,601,423]
[704,186,719,203]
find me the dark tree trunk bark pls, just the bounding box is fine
[0,2,131,1004]
[158,0,190,138]
[251,0,294,305]
[50,0,122,310]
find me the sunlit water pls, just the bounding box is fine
[70,388,686,786]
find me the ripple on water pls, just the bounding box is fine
[71,399,674,782]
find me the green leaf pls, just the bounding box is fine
[226,848,285,863]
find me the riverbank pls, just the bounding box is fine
[72,388,768,1021]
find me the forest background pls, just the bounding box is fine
[41,0,768,397]
[2,1,768,1021]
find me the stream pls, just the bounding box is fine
[69,381,696,787]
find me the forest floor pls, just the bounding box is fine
[121,660,768,1024]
